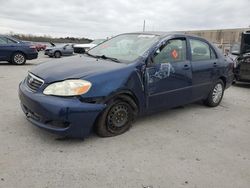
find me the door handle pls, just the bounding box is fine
[183,64,190,70]
[213,62,217,67]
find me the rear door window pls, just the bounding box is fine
[190,39,216,61]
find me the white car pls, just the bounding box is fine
[73,39,105,53]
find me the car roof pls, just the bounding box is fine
[122,31,201,39]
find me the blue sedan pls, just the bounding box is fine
[0,35,38,65]
[18,32,234,138]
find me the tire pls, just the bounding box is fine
[11,52,26,65]
[54,51,61,58]
[204,79,225,107]
[95,97,137,137]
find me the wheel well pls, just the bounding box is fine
[219,76,226,87]
[12,51,26,59]
[54,51,62,55]
[104,92,139,115]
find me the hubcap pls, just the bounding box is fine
[107,103,129,131]
[55,52,60,58]
[14,54,25,64]
[212,83,223,103]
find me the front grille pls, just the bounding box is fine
[26,73,44,92]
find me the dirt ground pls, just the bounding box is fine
[0,52,250,188]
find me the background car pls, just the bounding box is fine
[231,31,250,82]
[19,32,234,139]
[44,43,74,58]
[34,43,46,51]
[73,39,105,53]
[0,35,38,65]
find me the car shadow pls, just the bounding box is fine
[233,82,250,88]
[135,102,202,125]
[0,61,36,66]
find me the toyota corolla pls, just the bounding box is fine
[18,32,234,138]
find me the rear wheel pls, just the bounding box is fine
[204,79,224,107]
[96,97,137,137]
[54,51,61,58]
[12,52,26,65]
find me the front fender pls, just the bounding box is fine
[81,65,146,114]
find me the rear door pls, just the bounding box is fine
[146,37,192,110]
[188,38,218,100]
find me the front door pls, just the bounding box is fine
[62,45,73,55]
[146,38,192,111]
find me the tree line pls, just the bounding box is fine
[9,33,92,44]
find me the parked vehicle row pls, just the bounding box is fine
[18,32,234,138]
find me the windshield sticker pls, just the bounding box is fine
[171,49,179,59]
[101,44,109,48]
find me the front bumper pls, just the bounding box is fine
[44,50,51,55]
[18,81,106,138]
[47,51,54,56]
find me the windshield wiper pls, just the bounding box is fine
[85,52,120,63]
[97,55,120,63]
[84,51,98,58]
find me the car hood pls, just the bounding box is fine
[45,46,55,50]
[30,55,128,83]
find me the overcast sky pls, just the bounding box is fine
[0,0,249,39]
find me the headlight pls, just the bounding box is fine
[43,80,92,96]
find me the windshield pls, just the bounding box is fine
[88,34,160,62]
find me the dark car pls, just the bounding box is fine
[19,32,234,139]
[231,31,250,82]
[44,44,74,58]
[0,35,38,65]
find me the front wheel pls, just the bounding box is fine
[204,79,225,107]
[95,99,136,137]
[54,51,61,58]
[12,52,26,65]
